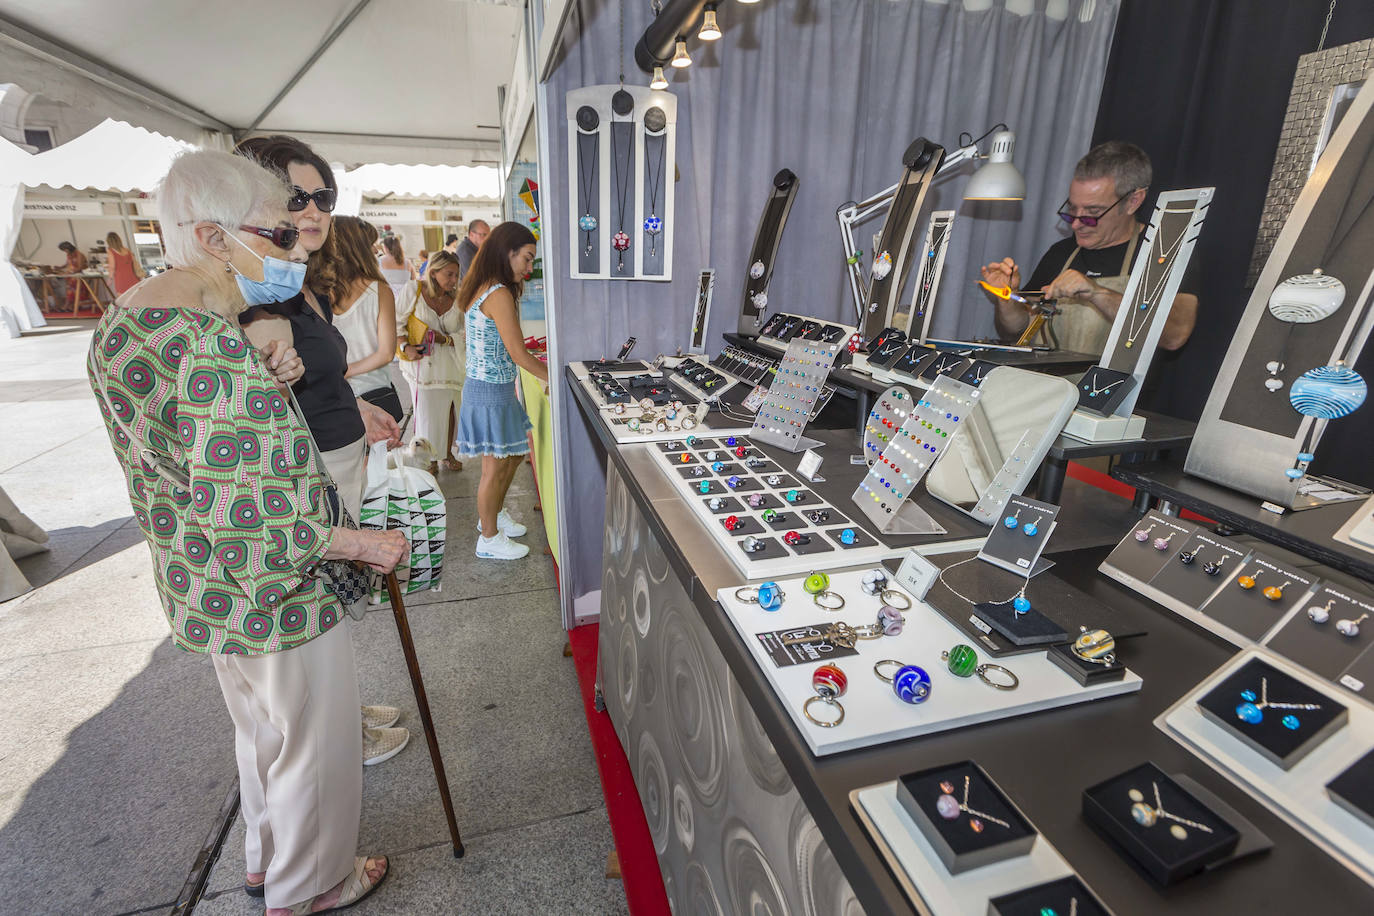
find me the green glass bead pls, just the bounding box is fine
[944,644,978,677]
[804,572,830,594]
[1040,909,1057,916]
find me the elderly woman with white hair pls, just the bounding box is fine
[86,149,401,915]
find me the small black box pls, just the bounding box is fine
[896,761,1036,875]
[987,874,1115,916]
[1047,642,1127,686]
[1195,657,1347,770]
[1326,747,1374,831]
[1082,762,1239,885]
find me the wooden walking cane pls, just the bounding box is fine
[384,572,465,857]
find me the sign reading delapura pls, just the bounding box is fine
[357,205,433,224]
[23,199,105,218]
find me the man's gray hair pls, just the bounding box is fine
[467,218,489,235]
[158,150,291,268]
[1074,141,1152,197]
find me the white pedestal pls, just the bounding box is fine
[1061,409,1146,442]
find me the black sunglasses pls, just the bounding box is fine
[1057,190,1133,228]
[288,186,337,212]
[240,224,301,249]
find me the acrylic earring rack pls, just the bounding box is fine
[750,337,841,452]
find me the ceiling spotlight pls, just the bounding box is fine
[671,37,692,68]
[650,66,669,90]
[737,0,761,4]
[699,5,721,41]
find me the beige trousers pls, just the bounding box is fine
[320,435,368,521]
[212,620,363,908]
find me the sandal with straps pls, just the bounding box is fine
[282,856,388,915]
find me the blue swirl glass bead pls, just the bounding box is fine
[1286,468,1305,479]
[1023,522,1038,536]
[893,665,932,704]
[1298,452,1315,461]
[1289,364,1367,419]
[1282,714,1300,730]
[1236,702,1263,724]
[840,529,856,545]
[757,581,783,611]
[1003,515,1018,529]
[1013,595,1031,614]
[727,475,741,488]
[1241,689,1256,702]
[712,461,725,472]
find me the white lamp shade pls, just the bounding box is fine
[671,38,692,68]
[699,9,721,40]
[964,130,1026,200]
[650,66,669,90]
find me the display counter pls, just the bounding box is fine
[520,367,559,563]
[569,368,1374,915]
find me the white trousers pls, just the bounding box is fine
[413,386,462,455]
[319,435,367,521]
[212,620,363,908]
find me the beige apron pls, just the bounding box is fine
[1048,229,1139,354]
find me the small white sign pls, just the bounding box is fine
[797,449,824,482]
[894,550,939,600]
[23,199,104,218]
[358,205,431,224]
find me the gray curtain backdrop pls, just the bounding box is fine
[547,0,1120,607]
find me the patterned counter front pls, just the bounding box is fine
[597,463,862,914]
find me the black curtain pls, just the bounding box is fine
[1094,1,1374,486]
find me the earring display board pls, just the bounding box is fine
[1099,512,1203,587]
[1157,647,1374,886]
[716,567,1142,756]
[850,778,1103,916]
[861,384,917,467]
[980,495,1060,577]
[739,169,799,334]
[903,210,956,345]
[1263,581,1374,703]
[1185,77,1374,506]
[750,337,841,453]
[860,140,947,342]
[1196,556,1315,644]
[566,85,676,280]
[852,375,980,536]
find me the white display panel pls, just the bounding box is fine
[1157,646,1374,886]
[718,568,1142,756]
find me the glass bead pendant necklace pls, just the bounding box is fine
[937,556,1033,617]
[936,774,1010,832]
[611,119,632,271]
[1129,782,1213,840]
[642,129,666,257]
[1263,270,1345,393]
[1122,209,1193,349]
[913,222,950,320]
[576,131,598,255]
[1234,676,1320,728]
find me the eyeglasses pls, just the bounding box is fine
[1057,190,1133,227]
[239,224,300,249]
[287,186,337,213]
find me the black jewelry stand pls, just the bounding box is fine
[739,169,799,335]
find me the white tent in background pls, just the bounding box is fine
[336,162,502,216]
[23,118,196,192]
[0,134,41,339]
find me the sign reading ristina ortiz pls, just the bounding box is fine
[22,199,105,218]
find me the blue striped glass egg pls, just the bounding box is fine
[1289,365,1366,419]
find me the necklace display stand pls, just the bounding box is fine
[738,169,799,335]
[1063,187,1213,442]
[907,211,956,345]
[749,337,841,453]
[851,375,981,535]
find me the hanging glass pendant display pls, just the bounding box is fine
[576,127,599,256]
[872,250,893,281]
[750,259,766,279]
[642,215,662,256]
[1264,270,1344,392]
[751,291,768,309]
[1289,363,1367,419]
[642,125,668,258]
[612,230,631,271]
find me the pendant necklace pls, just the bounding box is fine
[1086,374,1126,399]
[1123,212,1192,349]
[642,130,665,257]
[576,131,598,255]
[937,557,1033,617]
[871,179,923,286]
[913,222,949,319]
[611,122,632,271]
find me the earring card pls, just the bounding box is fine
[978,494,1061,577]
[1197,557,1315,643]
[1144,530,1250,608]
[1098,512,1200,584]
[1264,582,1374,692]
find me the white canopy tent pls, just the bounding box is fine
[0,134,41,338]
[22,118,196,193]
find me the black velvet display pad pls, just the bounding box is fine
[738,536,787,563]
[920,353,971,381]
[675,465,712,483]
[1199,556,1314,643]
[1048,642,1127,686]
[778,488,814,506]
[700,496,744,515]
[785,533,834,556]
[867,335,910,369]
[702,461,743,477]
[896,761,1036,875]
[1325,747,1374,830]
[759,474,802,491]
[956,359,997,387]
[804,508,851,528]
[1099,513,1200,583]
[826,525,877,549]
[1266,582,1374,688]
[655,439,689,452]
[974,599,1070,647]
[1196,657,1348,769]
[1144,531,1247,609]
[740,459,783,476]
[762,510,801,531]
[1081,762,1239,885]
[721,475,763,494]
[987,874,1114,916]
[1075,365,1137,416]
[892,345,939,378]
[683,476,724,495]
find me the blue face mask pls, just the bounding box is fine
[222,226,307,305]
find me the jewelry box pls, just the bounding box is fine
[1195,656,1348,769]
[896,760,1037,875]
[1325,746,1374,831]
[986,874,1114,916]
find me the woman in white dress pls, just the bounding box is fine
[396,249,465,472]
[327,217,402,421]
[377,235,414,303]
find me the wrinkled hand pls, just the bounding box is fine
[357,398,402,448]
[980,257,1021,293]
[260,339,304,386]
[354,529,409,573]
[1044,268,1098,303]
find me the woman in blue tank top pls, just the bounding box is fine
[453,222,549,560]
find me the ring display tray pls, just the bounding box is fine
[850,779,1095,915]
[1157,646,1374,886]
[718,568,1141,756]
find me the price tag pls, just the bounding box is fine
[742,385,768,412]
[797,449,824,482]
[894,550,939,600]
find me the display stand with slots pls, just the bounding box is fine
[1157,647,1374,886]
[861,384,917,466]
[750,337,842,452]
[851,375,981,536]
[738,168,798,335]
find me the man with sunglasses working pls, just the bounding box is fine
[980,141,1198,353]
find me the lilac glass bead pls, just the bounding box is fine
[936,793,961,820]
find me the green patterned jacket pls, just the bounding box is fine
[87,305,343,654]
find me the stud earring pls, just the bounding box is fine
[1203,555,1228,576]
[1152,531,1175,550]
[1178,546,1199,565]
[1307,599,1333,624]
[224,259,233,273]
[1263,580,1290,601]
[1004,509,1021,530]
[1134,523,1156,542]
[1237,570,1260,590]
[1023,515,1042,537]
[1336,612,1368,638]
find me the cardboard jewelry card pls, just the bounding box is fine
[756,622,860,667]
[1099,513,1200,584]
[987,875,1115,916]
[1198,556,1314,644]
[1081,762,1243,886]
[897,760,1037,875]
[1195,656,1348,770]
[1265,582,1374,694]
[979,495,1060,577]
[1144,530,1249,609]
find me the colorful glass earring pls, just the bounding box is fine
[1307,599,1333,624]
[1263,580,1290,601]
[1237,571,1259,589]
[1134,523,1156,542]
[1004,509,1021,530]
[1336,613,1368,638]
[1024,515,1042,537]
[1153,532,1175,551]
[1203,555,1228,576]
[1178,546,1199,565]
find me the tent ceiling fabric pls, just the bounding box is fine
[22,118,193,191]
[341,162,501,199]
[0,0,520,146]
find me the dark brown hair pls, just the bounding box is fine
[457,221,537,311]
[424,250,461,300]
[326,216,386,313]
[233,134,339,300]
[381,235,405,264]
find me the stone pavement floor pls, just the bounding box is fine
[0,321,625,915]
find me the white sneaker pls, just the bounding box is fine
[476,530,530,560]
[476,508,527,538]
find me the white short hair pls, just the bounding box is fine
[157,150,291,268]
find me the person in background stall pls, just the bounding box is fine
[454,222,546,560]
[416,248,430,279]
[454,219,488,279]
[55,241,90,310]
[326,216,403,422]
[105,232,144,295]
[396,250,466,473]
[377,234,414,303]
